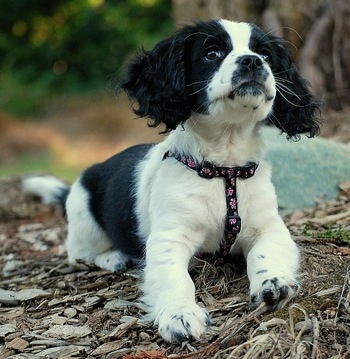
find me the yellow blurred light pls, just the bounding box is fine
[30,16,50,46]
[87,0,104,7]
[12,21,27,36]
[135,0,158,7]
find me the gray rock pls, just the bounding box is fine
[263,126,350,214]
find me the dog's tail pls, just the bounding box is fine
[22,174,70,207]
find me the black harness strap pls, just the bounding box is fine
[163,151,258,265]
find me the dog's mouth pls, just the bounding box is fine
[228,81,268,100]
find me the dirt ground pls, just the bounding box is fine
[0,101,349,358]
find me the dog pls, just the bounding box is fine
[23,19,320,343]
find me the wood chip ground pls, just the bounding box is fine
[0,177,349,358]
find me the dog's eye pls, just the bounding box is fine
[204,47,223,61]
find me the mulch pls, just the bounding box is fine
[0,176,349,358]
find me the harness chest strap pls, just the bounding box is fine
[163,151,259,264]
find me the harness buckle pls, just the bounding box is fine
[198,161,215,178]
[226,215,241,234]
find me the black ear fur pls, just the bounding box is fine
[118,34,191,133]
[267,36,321,139]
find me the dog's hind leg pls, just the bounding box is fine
[66,179,131,272]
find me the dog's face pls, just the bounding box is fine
[186,20,276,123]
[120,19,320,138]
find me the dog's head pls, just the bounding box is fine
[119,19,320,138]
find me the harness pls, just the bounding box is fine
[163,151,258,265]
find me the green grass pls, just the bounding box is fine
[302,223,350,245]
[0,152,81,182]
[317,227,350,244]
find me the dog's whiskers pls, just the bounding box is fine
[193,102,208,114]
[186,80,210,87]
[260,27,302,51]
[273,68,293,77]
[273,75,294,84]
[275,81,302,100]
[274,74,311,108]
[269,113,289,134]
[276,87,304,107]
[189,116,200,131]
[188,85,209,97]
[183,31,216,42]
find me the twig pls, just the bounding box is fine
[289,304,308,356]
[310,315,320,359]
[335,266,350,320]
[307,210,350,226]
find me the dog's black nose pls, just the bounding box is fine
[237,55,263,70]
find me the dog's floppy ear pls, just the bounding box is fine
[118,33,191,133]
[267,36,321,139]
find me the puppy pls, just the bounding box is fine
[23,19,320,343]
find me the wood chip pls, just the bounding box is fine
[90,340,126,356]
[6,337,29,350]
[108,317,138,338]
[0,289,18,305]
[84,295,102,307]
[1,172,350,358]
[14,288,50,301]
[0,324,16,337]
[63,307,77,319]
[313,286,342,297]
[36,345,88,358]
[104,299,133,310]
[42,325,92,339]
[308,210,350,225]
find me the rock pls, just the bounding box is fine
[263,126,350,214]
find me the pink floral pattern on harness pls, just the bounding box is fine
[163,150,258,265]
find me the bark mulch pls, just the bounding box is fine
[0,176,349,358]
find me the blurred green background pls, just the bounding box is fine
[0,0,173,180]
[0,0,349,182]
[0,0,173,116]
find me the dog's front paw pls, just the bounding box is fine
[250,276,300,310]
[157,304,210,343]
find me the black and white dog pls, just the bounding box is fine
[23,19,320,343]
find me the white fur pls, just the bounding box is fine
[22,175,67,204]
[131,21,300,342]
[26,20,301,342]
[208,21,276,121]
[65,179,131,271]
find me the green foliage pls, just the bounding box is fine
[302,223,350,244]
[0,0,173,115]
[317,227,350,244]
